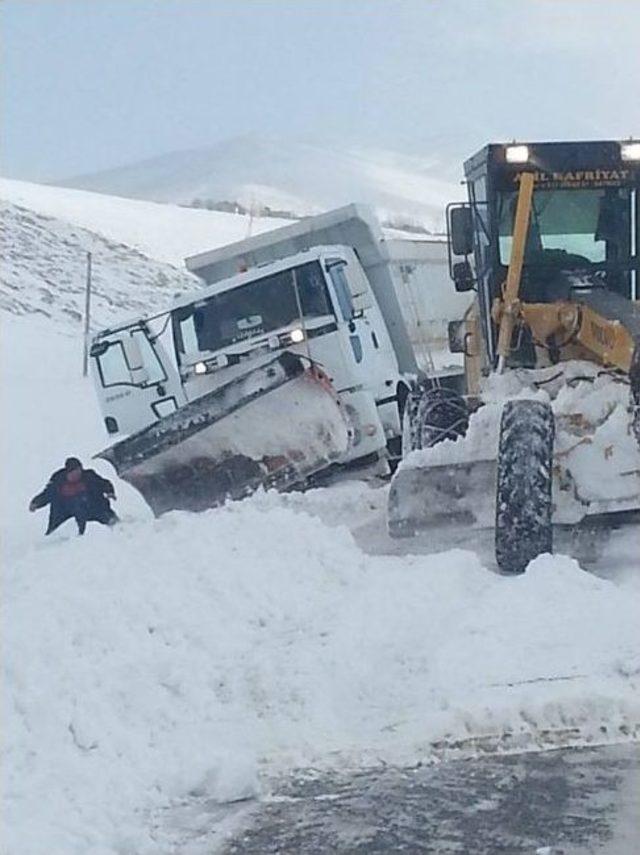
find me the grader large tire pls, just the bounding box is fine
[495,400,554,574]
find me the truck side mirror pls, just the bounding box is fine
[450,206,474,256]
[452,260,475,292]
[90,341,109,358]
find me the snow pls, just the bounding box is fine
[401,362,640,522]
[2,184,639,854]
[0,178,289,266]
[0,200,198,327]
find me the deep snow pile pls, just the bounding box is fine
[3,319,640,855]
[5,496,640,855]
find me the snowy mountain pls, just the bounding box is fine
[58,135,459,232]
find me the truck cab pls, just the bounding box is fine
[91,244,407,468]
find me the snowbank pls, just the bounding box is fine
[5,498,640,855]
[2,269,639,852]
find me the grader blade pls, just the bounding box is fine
[387,458,497,537]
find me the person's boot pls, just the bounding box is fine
[76,517,87,536]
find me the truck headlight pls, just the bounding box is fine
[194,361,207,375]
[290,328,305,344]
[505,144,529,164]
[621,141,640,161]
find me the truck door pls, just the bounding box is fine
[325,260,391,453]
[91,325,185,437]
[328,258,398,381]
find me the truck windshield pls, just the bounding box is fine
[498,187,633,268]
[173,261,332,358]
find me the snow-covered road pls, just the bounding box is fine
[213,743,640,855]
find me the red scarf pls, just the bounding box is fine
[59,479,88,499]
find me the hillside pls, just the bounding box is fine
[0,200,199,330]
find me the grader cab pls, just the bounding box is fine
[389,140,640,573]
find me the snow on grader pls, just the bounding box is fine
[389,139,640,573]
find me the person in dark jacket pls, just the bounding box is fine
[29,457,118,535]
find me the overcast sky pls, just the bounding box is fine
[2,0,639,181]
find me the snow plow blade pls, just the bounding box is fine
[97,352,350,515]
[387,459,497,537]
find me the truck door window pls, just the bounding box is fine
[296,263,333,317]
[327,263,354,321]
[96,342,131,387]
[131,330,166,384]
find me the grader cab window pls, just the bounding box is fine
[498,187,632,268]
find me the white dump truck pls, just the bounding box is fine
[90,204,464,513]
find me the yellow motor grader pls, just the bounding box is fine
[388,139,640,573]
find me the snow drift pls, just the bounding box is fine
[5,495,640,855]
[4,318,639,855]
